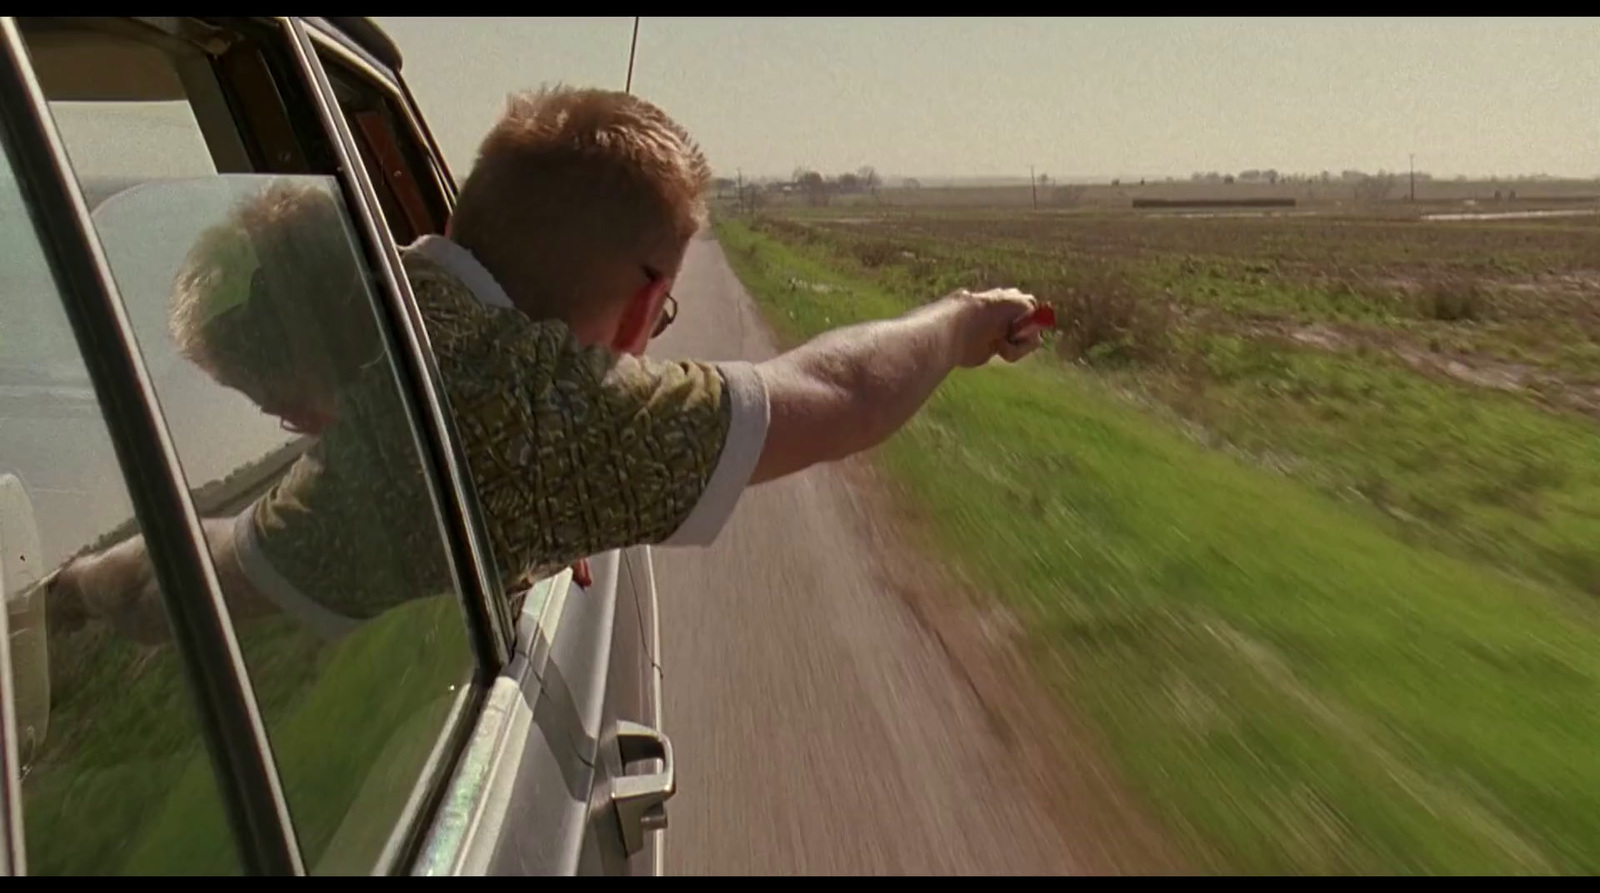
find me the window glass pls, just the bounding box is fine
[0,123,242,877]
[19,21,478,875]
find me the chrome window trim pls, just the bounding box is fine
[411,568,574,877]
[280,17,511,874]
[281,18,509,666]
[0,532,22,875]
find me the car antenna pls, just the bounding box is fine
[625,16,640,94]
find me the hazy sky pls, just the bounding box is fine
[377,17,1599,183]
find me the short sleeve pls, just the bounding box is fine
[230,374,456,634]
[412,258,769,583]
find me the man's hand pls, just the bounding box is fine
[751,285,1045,484]
[41,517,280,647]
[46,540,170,646]
[948,287,1048,368]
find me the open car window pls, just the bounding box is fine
[312,38,452,244]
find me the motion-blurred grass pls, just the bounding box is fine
[714,214,1600,875]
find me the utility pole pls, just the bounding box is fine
[1409,152,1416,203]
[1030,164,1038,210]
[737,167,745,215]
[625,17,640,94]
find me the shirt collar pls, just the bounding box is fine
[407,234,517,311]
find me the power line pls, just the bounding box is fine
[625,17,640,94]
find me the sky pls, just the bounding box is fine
[376,16,1600,183]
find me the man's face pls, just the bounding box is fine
[604,246,686,357]
[218,368,337,437]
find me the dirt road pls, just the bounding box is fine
[646,233,1172,876]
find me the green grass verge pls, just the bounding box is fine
[714,214,1600,876]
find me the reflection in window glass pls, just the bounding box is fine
[0,130,242,876]
[87,174,474,874]
[23,23,220,208]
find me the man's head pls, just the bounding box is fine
[170,182,382,435]
[448,85,711,355]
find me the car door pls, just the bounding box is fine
[0,14,670,875]
[295,18,672,875]
[0,15,501,875]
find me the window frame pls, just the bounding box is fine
[303,19,459,210]
[297,20,513,649]
[281,18,514,669]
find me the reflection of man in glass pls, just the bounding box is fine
[168,182,381,440]
[49,181,455,641]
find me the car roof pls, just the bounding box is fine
[314,17,402,72]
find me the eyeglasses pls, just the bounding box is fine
[642,265,678,339]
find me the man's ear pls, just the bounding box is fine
[611,277,666,355]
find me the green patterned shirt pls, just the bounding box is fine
[232,237,769,634]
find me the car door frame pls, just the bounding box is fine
[0,14,503,875]
[291,19,673,876]
[0,17,305,875]
[0,15,671,874]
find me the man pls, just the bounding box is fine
[395,85,1045,587]
[49,85,1046,639]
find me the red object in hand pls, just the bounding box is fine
[1008,303,1057,343]
[572,558,592,588]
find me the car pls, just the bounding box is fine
[0,15,669,876]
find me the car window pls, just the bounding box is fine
[17,20,478,874]
[25,21,238,204]
[0,124,245,877]
[316,47,451,244]
[89,175,475,874]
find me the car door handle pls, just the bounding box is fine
[611,720,675,857]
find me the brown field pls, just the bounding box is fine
[719,177,1600,217]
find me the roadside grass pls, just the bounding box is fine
[715,215,1600,875]
[23,588,468,875]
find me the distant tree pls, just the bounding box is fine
[903,177,922,189]
[1223,174,1236,184]
[1111,178,1121,187]
[795,169,830,206]
[1320,170,1332,184]
[1037,172,1051,186]
[1265,169,1279,185]
[837,172,861,193]
[1352,173,1396,203]
[1239,169,1262,182]
[857,166,881,194]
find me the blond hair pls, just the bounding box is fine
[170,181,381,410]
[448,85,711,324]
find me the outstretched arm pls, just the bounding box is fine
[752,288,1044,483]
